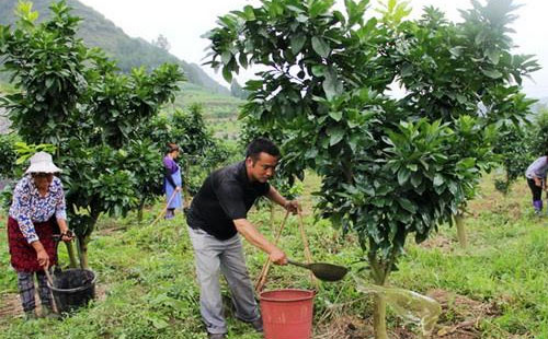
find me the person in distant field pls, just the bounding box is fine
[7,152,73,319]
[185,138,299,339]
[163,143,183,219]
[525,152,548,215]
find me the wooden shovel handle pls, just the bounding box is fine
[297,210,320,290]
[255,210,290,292]
[43,267,59,314]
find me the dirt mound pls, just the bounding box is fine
[315,289,506,339]
[427,289,501,338]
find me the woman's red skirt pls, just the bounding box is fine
[7,217,58,272]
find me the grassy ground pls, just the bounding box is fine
[0,173,547,338]
[175,83,243,120]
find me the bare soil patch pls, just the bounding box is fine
[314,289,508,339]
[420,235,454,252]
[0,283,108,319]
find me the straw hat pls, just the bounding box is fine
[25,152,62,174]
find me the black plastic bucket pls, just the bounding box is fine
[48,269,97,313]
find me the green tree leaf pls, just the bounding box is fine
[290,34,307,54]
[323,67,343,100]
[312,36,331,58]
[481,69,503,79]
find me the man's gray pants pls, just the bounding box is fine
[188,227,260,335]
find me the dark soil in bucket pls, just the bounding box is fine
[49,269,97,313]
[53,269,95,289]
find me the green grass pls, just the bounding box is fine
[175,83,243,120]
[1,174,547,338]
[208,117,241,141]
[0,82,15,94]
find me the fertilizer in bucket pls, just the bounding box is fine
[260,289,314,339]
[49,269,97,313]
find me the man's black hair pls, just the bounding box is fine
[246,138,280,161]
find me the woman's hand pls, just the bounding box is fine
[36,249,50,268]
[31,241,50,268]
[57,219,73,242]
[61,230,74,242]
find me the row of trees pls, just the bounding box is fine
[0,1,228,268]
[205,0,539,337]
[494,106,548,194]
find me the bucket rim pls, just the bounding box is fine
[47,268,97,293]
[259,289,315,302]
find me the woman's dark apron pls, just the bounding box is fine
[7,217,59,272]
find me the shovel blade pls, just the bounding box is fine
[309,263,348,282]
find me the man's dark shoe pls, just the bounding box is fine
[208,333,227,339]
[250,317,264,332]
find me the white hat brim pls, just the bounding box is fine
[25,163,62,174]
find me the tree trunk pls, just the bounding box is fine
[373,293,389,339]
[78,236,90,269]
[183,162,191,209]
[137,199,145,224]
[455,213,467,248]
[65,241,79,268]
[369,254,391,339]
[77,208,100,270]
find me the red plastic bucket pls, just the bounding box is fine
[260,289,315,339]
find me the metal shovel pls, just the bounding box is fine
[287,259,348,282]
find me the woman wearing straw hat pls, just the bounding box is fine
[6,152,73,319]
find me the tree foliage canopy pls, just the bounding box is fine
[0,0,184,268]
[205,1,538,335]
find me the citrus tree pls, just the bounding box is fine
[205,0,537,336]
[389,0,539,246]
[0,133,17,179]
[0,1,184,268]
[528,108,548,156]
[0,133,18,211]
[493,123,532,194]
[148,104,231,201]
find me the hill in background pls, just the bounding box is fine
[0,0,242,119]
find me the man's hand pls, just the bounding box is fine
[269,247,287,265]
[284,200,299,214]
[176,186,182,192]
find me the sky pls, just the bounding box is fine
[78,0,548,99]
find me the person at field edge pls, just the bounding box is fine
[185,138,299,339]
[7,152,73,319]
[163,143,183,219]
[525,152,548,215]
